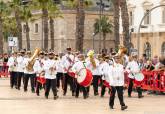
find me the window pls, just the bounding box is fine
[144,42,151,59]
[162,8,165,23]
[129,11,134,26]
[34,23,38,33]
[144,10,151,25]
[161,42,165,56]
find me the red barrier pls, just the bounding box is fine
[125,70,165,92]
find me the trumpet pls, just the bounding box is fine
[87,50,96,69]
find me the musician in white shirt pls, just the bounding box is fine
[86,51,101,96]
[23,51,36,93]
[56,54,64,89]
[61,48,75,96]
[108,55,128,110]
[126,54,144,98]
[33,51,45,96]
[99,55,111,97]
[16,50,25,90]
[72,54,88,99]
[44,52,58,100]
[7,52,17,89]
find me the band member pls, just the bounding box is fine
[16,50,25,90]
[61,48,75,96]
[126,53,144,98]
[56,54,64,89]
[72,54,88,99]
[33,51,45,96]
[108,54,128,110]
[86,50,101,96]
[7,52,17,89]
[99,55,111,97]
[44,52,58,100]
[23,51,36,93]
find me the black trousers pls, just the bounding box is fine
[128,78,142,97]
[45,79,57,97]
[36,80,45,95]
[24,73,36,92]
[10,71,17,88]
[56,72,64,89]
[75,81,87,98]
[17,72,24,89]
[63,73,75,95]
[93,75,101,95]
[109,86,125,107]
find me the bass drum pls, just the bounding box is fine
[37,76,46,85]
[134,73,144,85]
[77,68,93,87]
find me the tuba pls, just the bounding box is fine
[87,50,96,69]
[26,48,41,72]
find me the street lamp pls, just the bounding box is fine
[137,4,165,58]
[96,0,110,53]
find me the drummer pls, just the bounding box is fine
[126,52,144,98]
[72,54,88,99]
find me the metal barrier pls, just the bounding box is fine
[125,70,165,92]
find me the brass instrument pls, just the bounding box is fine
[26,48,41,72]
[116,45,128,65]
[87,50,96,69]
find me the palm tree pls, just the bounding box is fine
[120,0,130,50]
[9,0,23,50]
[64,0,92,52]
[32,0,52,51]
[48,1,61,50]
[111,0,120,50]
[94,16,113,50]
[20,5,32,50]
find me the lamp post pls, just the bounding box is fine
[137,5,165,58]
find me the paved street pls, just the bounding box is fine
[0,78,165,114]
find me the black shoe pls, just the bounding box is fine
[36,93,40,96]
[138,95,144,98]
[121,105,128,110]
[72,93,75,96]
[54,96,59,100]
[45,96,48,99]
[18,88,20,90]
[94,92,99,96]
[63,92,66,96]
[75,96,78,98]
[24,89,27,92]
[128,95,132,97]
[110,106,114,109]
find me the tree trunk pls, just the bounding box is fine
[75,0,85,53]
[103,33,106,50]
[25,22,30,51]
[112,0,120,50]
[42,8,49,51]
[50,17,55,50]
[0,18,3,54]
[120,0,130,51]
[15,10,22,50]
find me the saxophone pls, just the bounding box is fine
[26,48,41,72]
[87,50,96,69]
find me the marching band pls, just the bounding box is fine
[6,46,152,111]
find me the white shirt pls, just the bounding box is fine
[44,59,58,79]
[108,63,124,86]
[126,60,140,79]
[17,56,24,72]
[56,59,64,73]
[99,61,110,82]
[33,58,45,76]
[72,61,86,73]
[23,57,35,74]
[7,56,17,72]
[61,54,74,73]
[86,57,101,75]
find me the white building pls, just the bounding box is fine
[120,0,165,58]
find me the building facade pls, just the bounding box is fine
[121,0,165,58]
